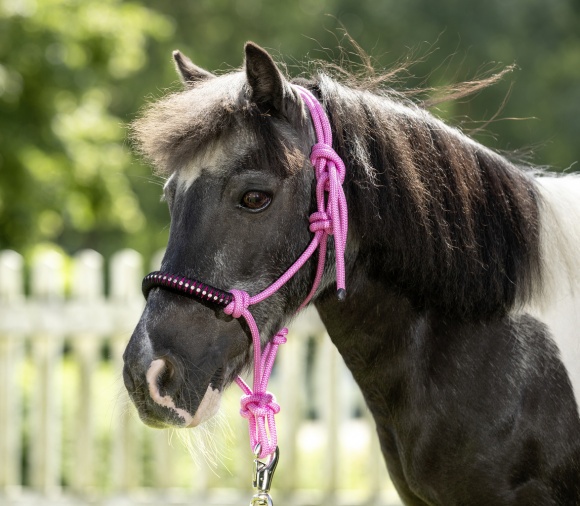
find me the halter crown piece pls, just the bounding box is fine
[142,85,348,475]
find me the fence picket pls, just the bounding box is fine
[0,251,25,493]
[29,250,65,495]
[69,250,105,494]
[0,250,24,302]
[321,333,340,506]
[109,249,144,493]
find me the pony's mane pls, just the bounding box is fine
[131,62,542,320]
[315,76,541,319]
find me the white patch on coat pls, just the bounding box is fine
[524,174,580,412]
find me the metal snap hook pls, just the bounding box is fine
[252,445,279,495]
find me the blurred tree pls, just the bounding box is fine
[120,0,580,172]
[0,0,173,260]
[330,0,580,168]
[1,0,578,261]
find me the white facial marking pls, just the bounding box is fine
[163,172,176,191]
[174,134,252,193]
[146,359,194,426]
[177,145,224,190]
[146,359,222,427]
[189,386,222,427]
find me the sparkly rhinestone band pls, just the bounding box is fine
[142,271,233,307]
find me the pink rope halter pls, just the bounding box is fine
[223,85,348,458]
[142,85,348,460]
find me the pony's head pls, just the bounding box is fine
[123,43,326,428]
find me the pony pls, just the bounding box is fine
[123,42,580,505]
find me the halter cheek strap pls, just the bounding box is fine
[142,85,348,460]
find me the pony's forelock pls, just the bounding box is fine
[131,70,307,180]
[130,73,245,176]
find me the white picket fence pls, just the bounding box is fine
[0,249,401,506]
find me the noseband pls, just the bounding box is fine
[142,86,348,461]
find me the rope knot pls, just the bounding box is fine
[272,328,288,346]
[240,392,280,419]
[309,211,332,234]
[224,289,250,319]
[310,143,346,185]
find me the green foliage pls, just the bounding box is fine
[0,0,173,259]
[1,0,579,258]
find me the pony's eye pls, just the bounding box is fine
[241,191,272,211]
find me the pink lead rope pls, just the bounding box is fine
[224,85,349,459]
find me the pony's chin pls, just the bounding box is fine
[188,386,222,427]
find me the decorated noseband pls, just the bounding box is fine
[142,271,233,307]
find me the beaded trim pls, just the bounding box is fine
[142,271,233,307]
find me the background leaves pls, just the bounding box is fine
[1,0,579,263]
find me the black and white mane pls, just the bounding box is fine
[310,76,543,319]
[126,43,580,505]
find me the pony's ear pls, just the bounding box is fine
[173,50,215,87]
[244,42,288,113]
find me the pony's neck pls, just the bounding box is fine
[313,273,420,429]
[318,76,542,321]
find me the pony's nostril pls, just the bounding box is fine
[144,358,195,427]
[158,357,176,394]
[148,356,181,398]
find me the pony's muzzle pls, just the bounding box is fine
[122,336,197,428]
